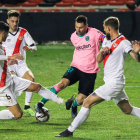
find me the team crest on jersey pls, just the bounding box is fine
[19,36,23,40]
[85,36,90,41]
[113,43,118,48]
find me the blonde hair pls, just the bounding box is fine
[7,10,21,18]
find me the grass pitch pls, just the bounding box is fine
[0,45,140,140]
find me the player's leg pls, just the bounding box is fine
[26,82,64,106]
[7,104,23,119]
[71,72,97,118]
[22,69,35,116]
[116,90,140,118]
[55,92,104,137]
[36,67,77,111]
[0,104,23,120]
[0,87,23,120]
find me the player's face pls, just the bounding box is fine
[2,31,8,41]
[103,23,111,40]
[7,16,19,32]
[75,22,88,36]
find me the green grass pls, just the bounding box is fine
[0,45,140,140]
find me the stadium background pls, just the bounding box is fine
[0,0,139,43]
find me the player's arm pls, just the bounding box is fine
[96,47,110,63]
[129,40,140,62]
[99,34,106,42]
[23,31,37,52]
[22,44,37,52]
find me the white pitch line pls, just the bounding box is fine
[45,85,140,88]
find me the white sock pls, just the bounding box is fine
[25,91,33,106]
[38,86,63,104]
[131,106,140,118]
[68,106,90,132]
[0,110,15,119]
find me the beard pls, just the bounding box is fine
[106,33,111,40]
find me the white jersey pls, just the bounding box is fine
[102,34,133,84]
[0,44,12,88]
[3,27,35,64]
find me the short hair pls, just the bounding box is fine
[103,16,120,31]
[7,10,21,18]
[0,21,9,33]
[75,15,88,25]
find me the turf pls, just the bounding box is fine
[0,45,140,140]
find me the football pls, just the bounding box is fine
[35,107,50,122]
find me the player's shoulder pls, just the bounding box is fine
[89,27,102,34]
[120,35,131,46]
[19,27,28,33]
[71,31,77,39]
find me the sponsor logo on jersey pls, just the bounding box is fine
[19,36,24,40]
[76,44,91,50]
[85,36,90,41]
[113,43,117,48]
[7,39,11,42]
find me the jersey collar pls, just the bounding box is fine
[9,27,19,36]
[111,34,122,42]
[76,28,88,37]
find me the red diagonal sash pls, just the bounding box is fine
[12,28,27,55]
[0,48,7,87]
[103,36,126,67]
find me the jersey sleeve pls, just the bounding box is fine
[24,31,36,46]
[123,40,133,54]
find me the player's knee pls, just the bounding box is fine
[122,109,132,115]
[83,99,90,108]
[14,111,23,119]
[34,83,41,92]
[58,82,67,89]
[77,98,85,105]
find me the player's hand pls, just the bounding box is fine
[22,46,30,51]
[8,60,18,65]
[8,53,24,60]
[101,47,111,56]
[132,40,140,53]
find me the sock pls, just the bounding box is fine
[41,84,62,104]
[38,86,63,104]
[68,106,90,132]
[25,91,33,106]
[24,105,30,110]
[0,110,15,119]
[131,106,140,118]
[72,98,80,107]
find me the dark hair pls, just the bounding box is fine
[75,15,88,25]
[0,21,9,33]
[104,16,120,31]
[7,10,21,18]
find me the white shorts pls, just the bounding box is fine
[94,82,129,104]
[8,62,29,77]
[0,75,31,106]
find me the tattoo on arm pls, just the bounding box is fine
[133,51,140,62]
[92,92,97,96]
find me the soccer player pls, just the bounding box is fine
[55,16,140,137]
[0,21,64,120]
[2,10,37,116]
[35,15,105,118]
